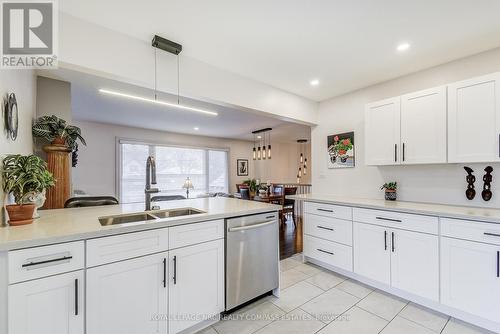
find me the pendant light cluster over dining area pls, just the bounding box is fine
[297,139,308,183]
[252,128,272,160]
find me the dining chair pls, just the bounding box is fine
[282,187,298,227]
[236,184,249,193]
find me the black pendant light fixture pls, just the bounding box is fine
[252,128,272,161]
[297,139,308,183]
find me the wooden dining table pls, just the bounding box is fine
[233,192,284,204]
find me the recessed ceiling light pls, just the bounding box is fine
[310,79,320,86]
[194,127,199,131]
[396,43,410,52]
[257,135,262,139]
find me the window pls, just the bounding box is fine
[119,140,228,203]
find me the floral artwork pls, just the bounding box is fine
[327,132,355,168]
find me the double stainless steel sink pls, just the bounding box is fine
[99,208,206,226]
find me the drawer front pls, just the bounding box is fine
[8,241,84,284]
[304,214,352,246]
[169,220,224,249]
[304,235,353,272]
[304,202,352,220]
[87,228,169,267]
[353,208,438,234]
[441,218,500,245]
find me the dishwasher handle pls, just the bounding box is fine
[228,220,276,232]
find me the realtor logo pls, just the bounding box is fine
[1,0,58,68]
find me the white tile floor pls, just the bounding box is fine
[197,255,494,334]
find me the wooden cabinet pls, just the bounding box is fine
[390,229,439,301]
[168,239,224,334]
[8,270,84,334]
[448,72,500,163]
[441,237,500,323]
[86,253,168,334]
[353,222,391,284]
[400,86,447,164]
[353,222,439,301]
[365,97,401,165]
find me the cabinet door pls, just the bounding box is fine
[169,239,224,334]
[441,237,500,323]
[365,97,401,165]
[86,253,168,334]
[448,72,500,162]
[8,270,84,334]
[353,222,391,285]
[401,86,447,164]
[390,230,439,301]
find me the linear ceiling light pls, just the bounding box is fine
[98,89,218,116]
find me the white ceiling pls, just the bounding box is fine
[39,69,311,143]
[60,0,500,101]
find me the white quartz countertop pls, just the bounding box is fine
[0,197,281,251]
[289,193,500,223]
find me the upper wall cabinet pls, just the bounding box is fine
[365,97,401,165]
[365,86,447,166]
[448,72,500,163]
[400,86,447,164]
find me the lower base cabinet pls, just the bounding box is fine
[8,270,84,334]
[86,252,168,334]
[441,237,500,323]
[169,239,225,334]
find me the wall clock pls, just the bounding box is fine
[4,93,18,140]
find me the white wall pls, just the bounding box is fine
[59,13,318,125]
[72,120,256,197]
[313,47,500,208]
[36,76,72,120]
[0,70,36,219]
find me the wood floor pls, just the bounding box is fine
[279,214,303,260]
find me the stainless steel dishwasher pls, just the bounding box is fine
[225,212,279,311]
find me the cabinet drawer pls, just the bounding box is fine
[87,228,169,267]
[304,235,353,272]
[169,220,224,249]
[353,208,438,234]
[304,202,352,220]
[304,214,352,246]
[8,241,84,284]
[441,218,500,245]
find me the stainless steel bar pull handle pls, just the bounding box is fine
[163,258,167,288]
[394,144,397,162]
[497,251,499,278]
[391,232,395,252]
[173,256,177,285]
[317,208,334,213]
[376,217,402,223]
[228,220,275,232]
[384,231,388,250]
[402,143,405,162]
[317,225,334,231]
[484,232,500,238]
[74,279,79,316]
[317,249,334,256]
[22,255,73,268]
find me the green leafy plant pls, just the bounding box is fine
[32,115,86,167]
[334,138,353,156]
[2,154,55,204]
[243,179,259,192]
[381,182,397,191]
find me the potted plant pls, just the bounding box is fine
[243,179,258,196]
[32,115,86,167]
[381,182,397,201]
[2,154,55,225]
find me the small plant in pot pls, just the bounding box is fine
[243,179,259,196]
[2,155,55,226]
[381,182,397,201]
[32,115,86,167]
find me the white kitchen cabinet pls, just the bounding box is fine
[400,86,447,164]
[86,252,168,334]
[448,72,500,163]
[169,239,224,334]
[390,229,439,301]
[441,237,500,323]
[365,97,401,165]
[353,222,391,284]
[8,270,84,334]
